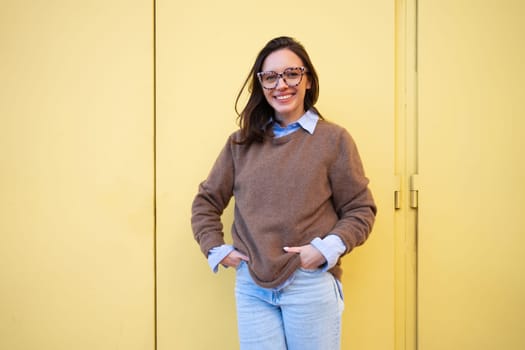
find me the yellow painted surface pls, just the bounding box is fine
[394,1,419,349]
[0,1,155,349]
[156,0,395,349]
[6,2,521,349]
[418,1,525,349]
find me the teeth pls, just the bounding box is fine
[276,94,292,100]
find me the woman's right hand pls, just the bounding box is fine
[221,250,250,269]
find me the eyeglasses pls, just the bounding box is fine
[256,67,307,90]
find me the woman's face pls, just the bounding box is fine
[260,49,311,126]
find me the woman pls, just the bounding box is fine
[191,36,376,350]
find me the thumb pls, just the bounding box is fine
[283,246,302,254]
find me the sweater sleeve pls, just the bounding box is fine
[191,137,235,257]
[328,129,377,255]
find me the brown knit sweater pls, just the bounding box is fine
[191,120,376,288]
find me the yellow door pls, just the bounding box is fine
[417,1,525,349]
[156,0,396,348]
[0,2,155,349]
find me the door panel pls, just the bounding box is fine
[0,2,154,349]
[156,1,395,349]
[418,1,525,349]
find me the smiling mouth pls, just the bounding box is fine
[274,94,294,100]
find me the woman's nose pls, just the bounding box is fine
[275,76,288,89]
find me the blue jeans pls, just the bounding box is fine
[235,261,344,350]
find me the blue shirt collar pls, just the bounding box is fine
[272,109,320,135]
[297,109,320,135]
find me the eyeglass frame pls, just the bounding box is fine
[256,66,308,90]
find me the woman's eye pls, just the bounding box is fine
[264,74,277,82]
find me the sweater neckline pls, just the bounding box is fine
[271,127,307,145]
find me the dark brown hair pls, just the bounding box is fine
[234,36,323,145]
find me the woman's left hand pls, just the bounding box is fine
[283,244,326,269]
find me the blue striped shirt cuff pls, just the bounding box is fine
[310,235,347,271]
[207,244,235,273]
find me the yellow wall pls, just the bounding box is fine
[1,1,524,349]
[417,1,525,349]
[156,1,395,349]
[0,1,155,349]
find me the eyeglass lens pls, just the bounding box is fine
[259,67,304,89]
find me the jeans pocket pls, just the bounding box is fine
[235,260,246,271]
[334,278,344,302]
[298,267,321,273]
